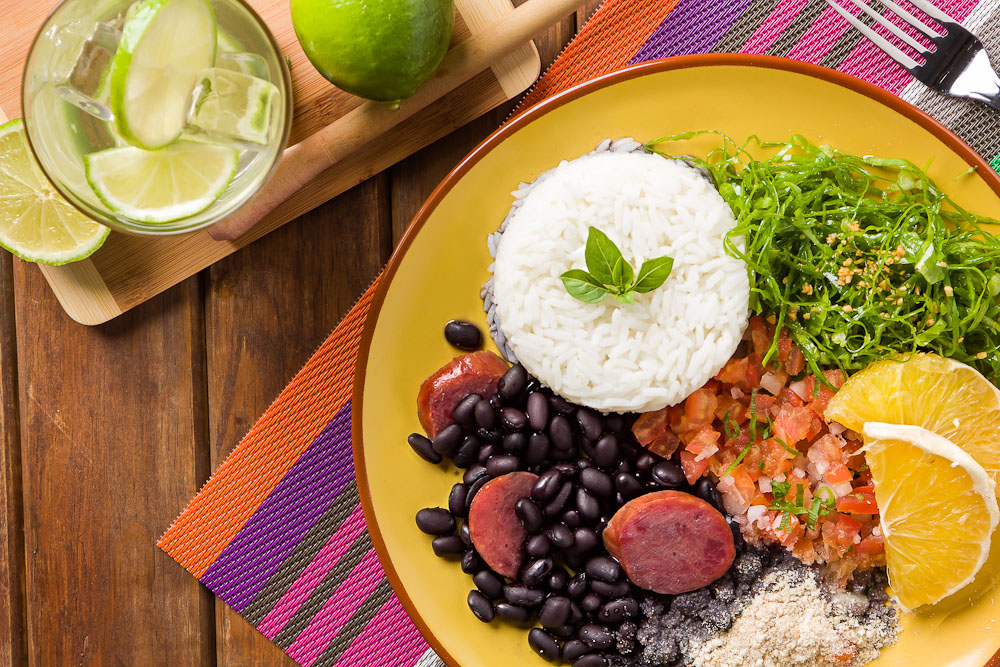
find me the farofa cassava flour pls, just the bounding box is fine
[687,569,899,667]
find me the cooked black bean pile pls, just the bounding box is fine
[409,362,744,665]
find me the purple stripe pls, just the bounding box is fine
[630,0,755,64]
[200,401,355,612]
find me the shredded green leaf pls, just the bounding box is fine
[647,132,1000,382]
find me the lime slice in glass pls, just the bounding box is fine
[110,0,217,149]
[0,119,109,265]
[84,142,238,223]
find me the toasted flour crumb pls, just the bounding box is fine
[686,569,899,667]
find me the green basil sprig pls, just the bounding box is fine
[560,227,673,305]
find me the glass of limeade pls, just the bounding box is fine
[21,0,292,235]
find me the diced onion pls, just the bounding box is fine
[789,380,808,400]
[829,421,846,435]
[760,371,784,395]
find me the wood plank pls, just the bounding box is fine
[205,175,392,665]
[0,251,27,667]
[12,264,214,665]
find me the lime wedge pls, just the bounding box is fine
[110,0,217,149]
[84,142,238,223]
[0,119,109,265]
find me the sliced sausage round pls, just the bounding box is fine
[603,490,735,595]
[468,471,539,579]
[416,352,509,438]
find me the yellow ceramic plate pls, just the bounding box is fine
[354,55,1000,667]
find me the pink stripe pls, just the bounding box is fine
[739,0,810,54]
[334,595,429,667]
[838,0,981,94]
[258,504,368,639]
[285,548,385,667]
[786,3,861,63]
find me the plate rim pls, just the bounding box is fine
[351,52,1000,667]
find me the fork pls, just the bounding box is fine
[824,0,1000,110]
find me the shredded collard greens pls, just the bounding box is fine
[647,131,1000,382]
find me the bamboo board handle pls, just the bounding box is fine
[208,0,585,241]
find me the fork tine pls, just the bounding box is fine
[841,0,930,54]
[905,0,956,25]
[824,0,921,69]
[879,0,943,39]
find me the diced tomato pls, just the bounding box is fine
[803,370,846,418]
[752,392,776,417]
[685,426,721,461]
[776,387,804,408]
[768,511,803,548]
[825,461,852,486]
[808,433,846,465]
[748,317,771,357]
[685,388,719,426]
[824,513,862,554]
[632,408,682,458]
[777,331,792,362]
[668,405,699,434]
[837,486,878,514]
[773,401,814,446]
[745,356,765,390]
[715,357,748,384]
[785,344,806,376]
[730,464,756,502]
[680,449,711,484]
[715,395,744,422]
[761,438,796,477]
[855,536,886,556]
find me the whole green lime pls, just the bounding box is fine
[291,0,454,103]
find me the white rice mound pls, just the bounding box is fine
[489,142,750,414]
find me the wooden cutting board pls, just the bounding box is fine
[0,0,540,325]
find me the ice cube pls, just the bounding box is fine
[50,19,121,121]
[187,67,278,145]
[217,52,271,81]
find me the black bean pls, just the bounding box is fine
[694,476,723,511]
[592,435,619,469]
[615,460,632,476]
[567,572,588,599]
[495,602,532,623]
[463,464,488,486]
[407,433,442,463]
[459,521,472,547]
[515,498,544,533]
[525,433,550,465]
[474,399,497,429]
[525,378,542,393]
[522,558,554,588]
[452,436,481,468]
[444,320,482,349]
[430,424,462,456]
[590,580,630,598]
[504,585,545,606]
[561,510,581,528]
[431,535,465,557]
[568,601,584,624]
[563,639,590,661]
[652,461,686,488]
[576,488,601,523]
[531,469,561,502]
[465,475,489,511]
[502,432,526,453]
[585,556,621,583]
[603,414,624,433]
[498,364,527,400]
[539,596,572,628]
[578,623,613,650]
[614,472,643,498]
[461,550,483,574]
[570,528,598,554]
[613,492,627,507]
[478,443,499,463]
[525,392,548,430]
[477,427,502,443]
[544,481,574,517]
[577,458,594,470]
[452,393,481,429]
[549,624,576,639]
[564,552,586,571]
[548,415,573,451]
[448,484,468,518]
[598,598,632,624]
[553,462,578,477]
[580,468,613,498]
[730,519,745,550]
[548,394,575,414]
[548,568,569,592]
[635,452,658,472]
[488,455,521,478]
[528,628,561,661]
[546,523,574,549]
[473,570,505,599]
[580,593,602,613]
[525,533,551,557]
[551,448,577,462]
[574,655,608,667]
[415,508,455,535]
[576,409,602,441]
[488,393,503,409]
[501,407,528,431]
[580,438,597,459]
[467,590,494,622]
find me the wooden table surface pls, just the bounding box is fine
[0,6,600,664]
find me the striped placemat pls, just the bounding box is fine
[159,1,1000,665]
